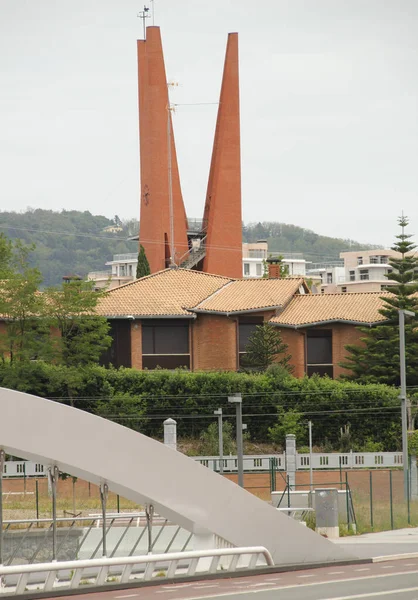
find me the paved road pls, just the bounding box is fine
[47,558,418,600]
[334,528,418,559]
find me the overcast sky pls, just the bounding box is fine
[1,0,417,246]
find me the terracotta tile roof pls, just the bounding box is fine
[191,278,307,314]
[96,269,230,318]
[270,292,393,328]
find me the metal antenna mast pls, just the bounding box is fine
[138,5,150,39]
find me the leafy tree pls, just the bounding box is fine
[268,409,306,447]
[199,421,237,455]
[0,240,52,363]
[0,233,13,278]
[136,244,151,279]
[341,216,418,386]
[241,323,293,372]
[44,279,112,367]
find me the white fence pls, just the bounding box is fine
[193,452,404,472]
[0,547,273,596]
[1,452,403,479]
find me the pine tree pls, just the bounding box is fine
[136,245,151,279]
[241,323,293,372]
[341,216,418,386]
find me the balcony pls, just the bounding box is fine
[112,253,138,262]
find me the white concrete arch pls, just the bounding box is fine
[0,387,353,565]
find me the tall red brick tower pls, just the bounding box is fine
[137,28,242,278]
[202,33,242,278]
[137,27,189,273]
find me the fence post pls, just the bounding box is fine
[285,434,296,491]
[164,418,177,451]
[389,470,394,530]
[369,471,373,531]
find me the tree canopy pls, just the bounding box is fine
[341,216,418,386]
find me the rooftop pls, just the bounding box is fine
[96,270,308,318]
[270,292,392,328]
[192,278,307,314]
[97,269,230,318]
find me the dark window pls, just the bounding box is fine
[100,320,132,368]
[239,317,263,366]
[357,257,363,265]
[327,273,333,284]
[142,320,189,355]
[142,320,190,370]
[349,270,355,281]
[307,365,334,377]
[341,287,347,293]
[360,269,369,281]
[142,355,190,369]
[239,317,263,353]
[306,329,333,378]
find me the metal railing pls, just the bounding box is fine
[112,253,138,261]
[179,236,207,269]
[1,514,193,566]
[0,546,273,596]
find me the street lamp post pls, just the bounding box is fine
[214,409,223,474]
[228,393,243,487]
[399,308,415,499]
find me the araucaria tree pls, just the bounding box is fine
[136,245,151,279]
[341,216,418,386]
[241,323,293,372]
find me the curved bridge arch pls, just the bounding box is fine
[0,388,352,565]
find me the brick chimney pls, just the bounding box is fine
[266,257,282,279]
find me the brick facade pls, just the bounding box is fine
[279,328,306,378]
[107,315,364,377]
[130,321,142,370]
[332,323,364,379]
[192,314,238,371]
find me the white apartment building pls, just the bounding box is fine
[306,263,346,294]
[307,249,401,294]
[242,242,307,278]
[337,249,398,293]
[88,243,308,289]
[87,253,137,290]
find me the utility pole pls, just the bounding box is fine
[214,409,223,474]
[308,421,313,493]
[166,82,178,267]
[399,309,415,499]
[228,394,243,487]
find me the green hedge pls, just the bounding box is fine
[0,362,401,450]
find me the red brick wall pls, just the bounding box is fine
[332,323,364,379]
[130,321,142,370]
[279,328,306,377]
[192,314,238,371]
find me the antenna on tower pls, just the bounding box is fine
[150,0,155,25]
[137,5,151,39]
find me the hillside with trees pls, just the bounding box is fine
[0,209,379,286]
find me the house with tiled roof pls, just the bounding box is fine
[96,268,389,378]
